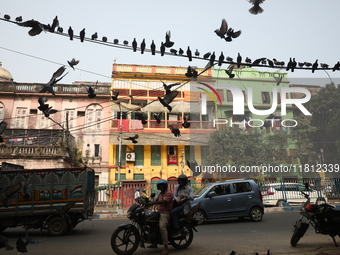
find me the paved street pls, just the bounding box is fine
[2,211,340,255]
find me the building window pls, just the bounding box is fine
[261,92,270,104]
[65,108,75,129]
[94,144,100,157]
[133,174,144,180]
[13,107,27,128]
[134,145,144,166]
[227,90,233,102]
[151,145,161,166]
[168,146,177,165]
[115,173,126,181]
[0,104,4,121]
[86,104,102,130]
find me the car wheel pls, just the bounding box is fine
[193,210,206,225]
[249,207,263,222]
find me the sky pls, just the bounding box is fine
[1,0,340,86]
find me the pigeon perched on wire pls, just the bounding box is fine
[150,40,156,55]
[17,19,49,36]
[218,52,225,66]
[186,46,193,61]
[164,31,174,48]
[248,0,265,15]
[170,49,178,55]
[203,52,211,59]
[273,58,285,67]
[237,53,242,68]
[67,58,79,70]
[160,42,165,56]
[158,91,178,112]
[333,61,340,71]
[50,16,59,32]
[132,38,137,52]
[178,48,184,55]
[91,32,98,40]
[312,59,318,73]
[169,125,181,137]
[15,16,23,22]
[68,26,74,40]
[140,39,146,54]
[123,134,139,144]
[4,14,11,21]
[79,28,86,42]
[102,36,107,42]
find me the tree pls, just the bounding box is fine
[289,116,317,166]
[307,83,340,164]
[207,128,289,178]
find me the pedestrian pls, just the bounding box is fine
[148,179,173,255]
[134,188,140,203]
[170,174,194,237]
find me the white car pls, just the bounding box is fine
[260,182,327,207]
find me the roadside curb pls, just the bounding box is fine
[93,204,340,219]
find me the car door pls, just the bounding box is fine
[232,181,254,213]
[204,183,234,218]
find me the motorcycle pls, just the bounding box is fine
[110,194,201,255]
[290,183,340,247]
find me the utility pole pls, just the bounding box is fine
[117,102,123,208]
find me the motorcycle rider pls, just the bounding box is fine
[148,179,173,255]
[170,174,194,238]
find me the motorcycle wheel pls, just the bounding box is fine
[290,222,308,247]
[170,224,194,250]
[111,225,140,255]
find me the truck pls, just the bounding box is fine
[0,166,95,236]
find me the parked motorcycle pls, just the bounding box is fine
[291,183,340,247]
[110,195,200,255]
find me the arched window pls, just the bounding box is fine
[86,104,103,130]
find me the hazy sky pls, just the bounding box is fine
[1,0,340,86]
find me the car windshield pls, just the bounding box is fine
[193,184,211,197]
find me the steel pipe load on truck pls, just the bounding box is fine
[0,166,95,236]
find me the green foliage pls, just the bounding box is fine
[207,128,289,176]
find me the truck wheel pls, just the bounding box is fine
[47,216,68,236]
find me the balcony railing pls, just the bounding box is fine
[0,145,66,158]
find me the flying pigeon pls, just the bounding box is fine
[225,66,235,78]
[215,18,228,39]
[163,82,180,94]
[67,58,79,70]
[134,112,147,125]
[85,86,96,98]
[158,91,178,112]
[225,27,242,42]
[17,19,49,36]
[248,0,265,15]
[169,125,181,137]
[182,113,190,128]
[123,134,139,144]
[274,76,282,86]
[111,90,119,100]
[153,113,162,124]
[40,66,68,95]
